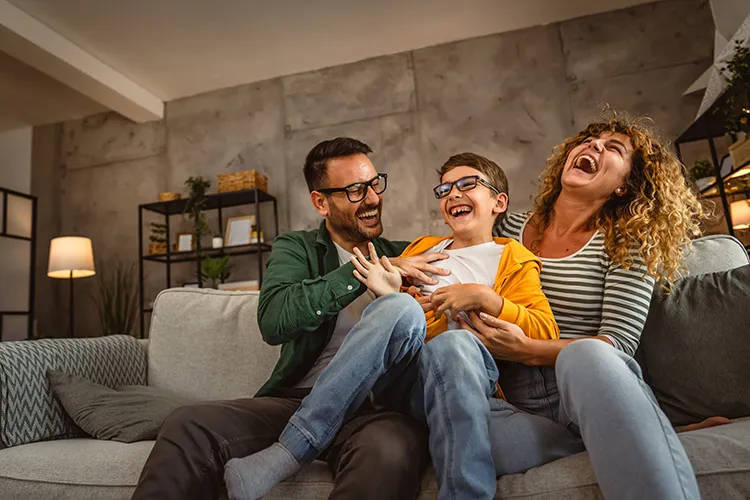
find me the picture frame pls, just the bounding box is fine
[175,232,194,252]
[225,215,255,247]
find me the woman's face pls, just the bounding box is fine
[560,131,634,199]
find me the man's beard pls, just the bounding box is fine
[327,201,383,243]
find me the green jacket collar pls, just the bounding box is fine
[315,220,342,274]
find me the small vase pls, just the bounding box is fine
[212,237,223,249]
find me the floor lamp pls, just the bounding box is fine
[48,237,95,337]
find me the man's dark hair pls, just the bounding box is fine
[304,137,373,192]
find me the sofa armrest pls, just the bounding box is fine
[0,335,146,448]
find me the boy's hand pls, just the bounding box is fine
[431,284,497,319]
[351,243,403,297]
[406,285,436,313]
[389,253,451,285]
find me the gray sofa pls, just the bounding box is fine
[1,234,749,500]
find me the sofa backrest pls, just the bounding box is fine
[679,234,749,277]
[147,236,748,402]
[148,288,278,400]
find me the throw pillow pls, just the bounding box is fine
[47,370,193,442]
[638,264,750,426]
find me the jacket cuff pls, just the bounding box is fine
[497,298,521,324]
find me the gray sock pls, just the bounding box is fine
[224,442,302,500]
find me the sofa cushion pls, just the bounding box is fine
[148,289,279,400]
[639,264,750,426]
[0,335,146,447]
[0,438,153,500]
[47,370,192,443]
[2,420,749,500]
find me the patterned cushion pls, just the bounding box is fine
[0,335,146,447]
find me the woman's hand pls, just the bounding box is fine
[351,243,403,297]
[431,284,501,319]
[457,311,529,362]
[389,253,451,285]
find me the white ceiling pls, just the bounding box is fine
[1,0,660,131]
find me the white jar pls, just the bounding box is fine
[212,237,223,249]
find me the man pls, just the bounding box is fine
[132,137,448,500]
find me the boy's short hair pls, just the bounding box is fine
[438,153,509,226]
[303,137,373,192]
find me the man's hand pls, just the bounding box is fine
[431,284,497,319]
[389,253,451,285]
[351,243,403,297]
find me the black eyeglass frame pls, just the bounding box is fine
[433,175,500,199]
[316,173,388,203]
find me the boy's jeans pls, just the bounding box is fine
[279,294,699,500]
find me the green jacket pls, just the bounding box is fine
[256,220,409,397]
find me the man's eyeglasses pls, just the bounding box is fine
[433,175,500,199]
[317,173,388,203]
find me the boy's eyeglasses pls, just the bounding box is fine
[433,175,500,199]
[317,174,388,203]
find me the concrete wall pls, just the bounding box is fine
[0,127,33,340]
[35,0,714,337]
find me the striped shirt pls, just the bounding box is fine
[498,212,655,356]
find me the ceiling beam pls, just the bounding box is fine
[0,0,163,122]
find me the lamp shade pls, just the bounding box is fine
[730,199,750,230]
[48,237,96,279]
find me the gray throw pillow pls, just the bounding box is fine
[638,264,750,426]
[46,370,192,442]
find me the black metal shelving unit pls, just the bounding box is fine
[675,91,750,243]
[0,186,37,341]
[137,188,278,337]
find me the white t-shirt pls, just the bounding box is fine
[417,239,505,330]
[295,242,376,388]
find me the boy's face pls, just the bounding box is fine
[438,165,508,238]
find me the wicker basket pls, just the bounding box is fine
[158,192,181,202]
[729,137,750,169]
[148,242,167,256]
[217,170,268,193]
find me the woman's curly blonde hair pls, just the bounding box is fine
[531,115,707,285]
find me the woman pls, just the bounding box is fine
[415,116,712,500]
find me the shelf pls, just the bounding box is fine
[143,243,272,263]
[140,189,275,216]
[700,163,750,197]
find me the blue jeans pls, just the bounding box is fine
[279,293,427,462]
[418,334,701,500]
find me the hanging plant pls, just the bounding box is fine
[718,38,750,136]
[184,176,211,239]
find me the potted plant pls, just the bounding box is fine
[690,159,716,190]
[148,222,167,255]
[93,258,138,336]
[719,38,750,167]
[201,255,233,289]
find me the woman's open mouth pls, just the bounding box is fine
[574,154,599,174]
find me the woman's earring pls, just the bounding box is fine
[615,187,627,196]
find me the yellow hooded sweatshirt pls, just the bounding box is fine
[400,235,559,399]
[400,235,559,343]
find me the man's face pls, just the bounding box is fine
[316,153,384,243]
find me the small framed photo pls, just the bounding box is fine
[175,232,194,252]
[225,215,255,247]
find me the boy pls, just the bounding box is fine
[225,153,558,500]
[351,152,558,397]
